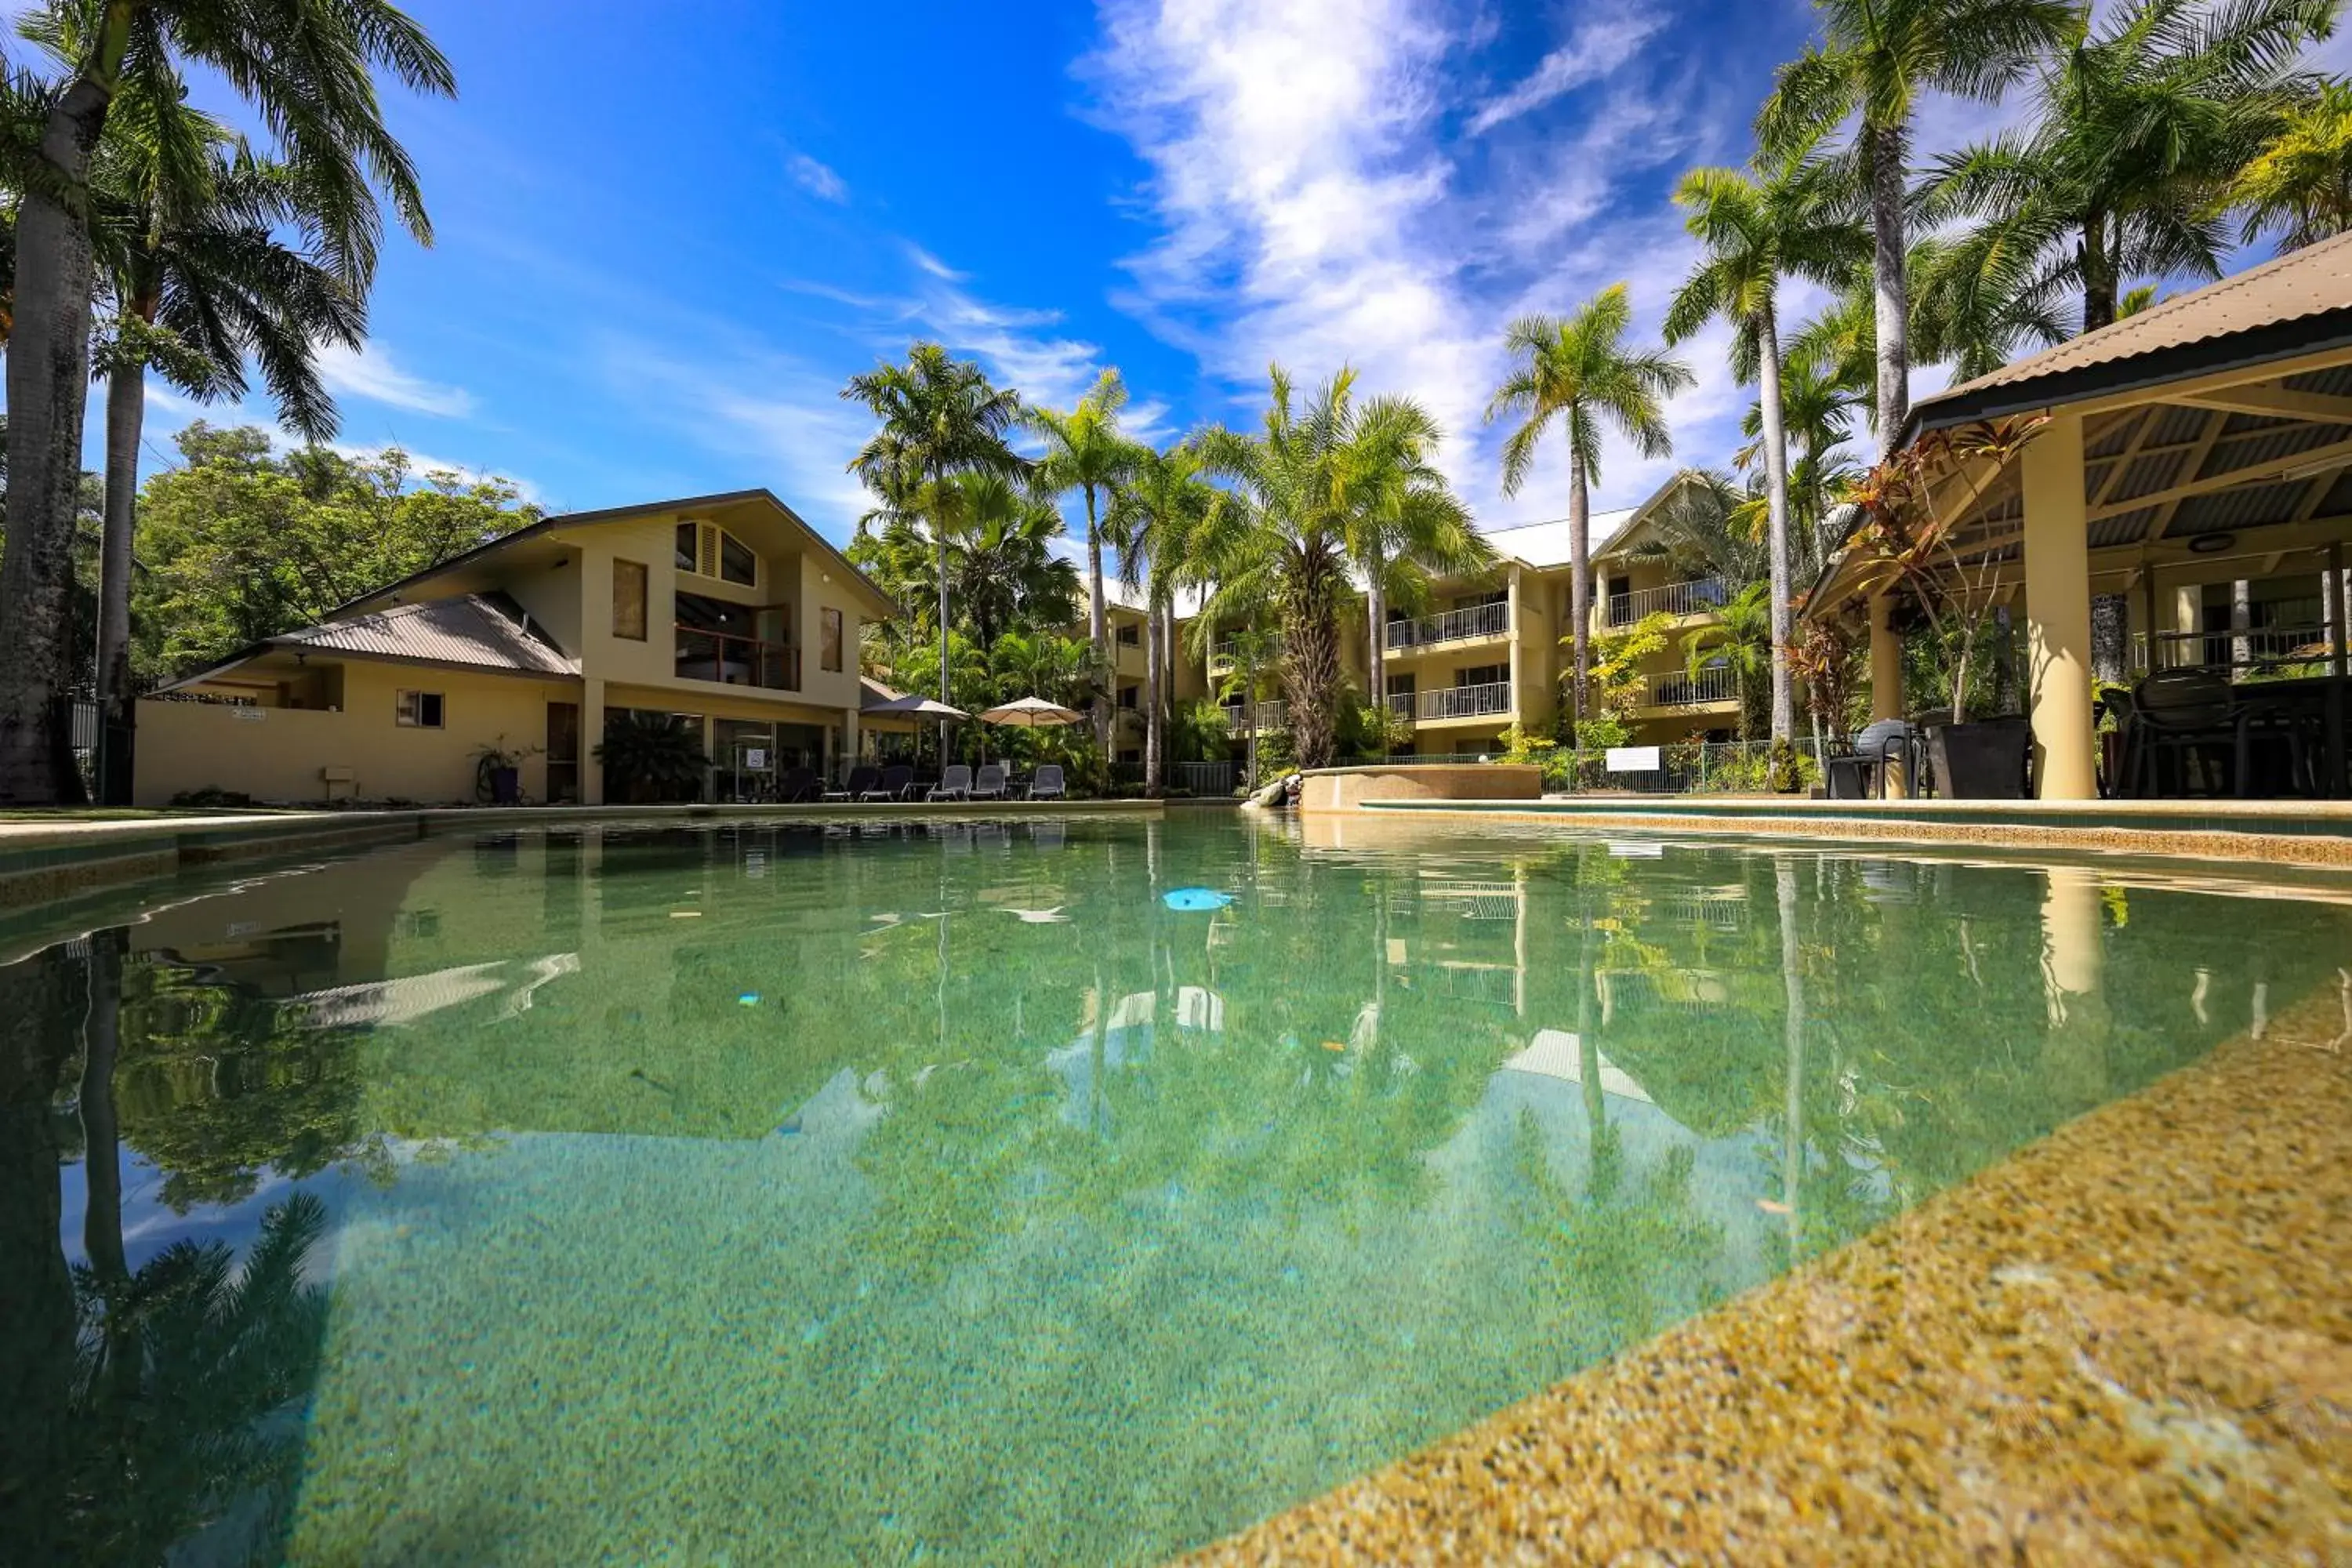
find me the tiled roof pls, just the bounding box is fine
[1916,230,2352,420]
[269,593,577,677]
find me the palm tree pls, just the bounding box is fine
[2223,74,2352,248]
[1682,581,1777,739]
[1758,0,2077,455]
[932,473,1080,650]
[0,0,454,804]
[1105,445,1223,795]
[1341,391,1491,700]
[1665,158,1866,745]
[1026,369,1145,760]
[1922,0,2336,334]
[844,345,1027,755]
[76,89,365,796]
[1192,367,1483,770]
[1486,285,1690,724]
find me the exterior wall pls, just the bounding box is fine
[136,665,581,807]
[1297,763,1543,811]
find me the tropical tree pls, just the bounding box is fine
[1105,445,1222,794]
[1758,0,2078,455]
[1192,367,1484,771]
[1486,284,1690,724]
[1682,581,1777,739]
[844,344,1027,753]
[1026,369,1145,760]
[1922,0,2338,334]
[2223,74,2352,248]
[1333,391,1490,695]
[850,472,1078,652]
[0,0,455,804]
[1665,157,1866,744]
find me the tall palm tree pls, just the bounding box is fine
[935,473,1080,650]
[1105,445,1222,795]
[844,344,1027,754]
[1665,158,1867,745]
[0,0,454,804]
[1026,369,1145,760]
[2226,76,2352,248]
[1923,0,2336,334]
[1341,391,1492,700]
[1758,0,2077,455]
[1192,367,1483,770]
[1486,285,1690,723]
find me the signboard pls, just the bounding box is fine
[1603,745,1661,773]
[742,748,768,770]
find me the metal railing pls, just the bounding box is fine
[675,627,799,691]
[1643,666,1738,707]
[1208,633,1282,667]
[2132,621,2337,674]
[1387,600,1508,650]
[1173,760,1238,796]
[1221,700,1287,731]
[1603,577,1729,627]
[1409,681,1513,722]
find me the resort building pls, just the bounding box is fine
[1808,230,2352,800]
[134,490,899,808]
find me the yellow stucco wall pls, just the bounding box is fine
[136,665,583,807]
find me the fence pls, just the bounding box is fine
[1172,760,1238,797]
[1386,601,1508,649]
[1602,576,1728,627]
[1349,738,1831,794]
[1643,665,1739,707]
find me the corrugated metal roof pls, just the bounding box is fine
[1916,230,2352,414]
[269,593,577,677]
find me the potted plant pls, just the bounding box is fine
[592,712,709,804]
[472,735,543,805]
[1838,418,2046,799]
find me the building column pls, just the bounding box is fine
[842,706,859,783]
[581,678,607,805]
[2021,410,2097,800]
[1867,593,1907,797]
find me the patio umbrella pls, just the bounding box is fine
[979,696,1083,728]
[866,694,968,770]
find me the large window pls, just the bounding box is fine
[674,520,757,586]
[1116,622,1140,647]
[396,690,445,728]
[820,607,844,673]
[612,559,648,640]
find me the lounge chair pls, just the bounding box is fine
[1029,764,1066,801]
[774,765,819,804]
[861,764,913,802]
[927,764,972,801]
[2128,669,2236,797]
[970,763,1009,800]
[825,765,880,803]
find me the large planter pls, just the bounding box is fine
[488,765,521,805]
[1928,717,2031,799]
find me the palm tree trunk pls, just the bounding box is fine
[1144,598,1163,794]
[1288,606,1342,770]
[1567,420,1592,724]
[1757,299,1798,746]
[0,80,114,806]
[1365,554,1385,704]
[81,930,128,1286]
[1866,117,1911,459]
[2079,211,2118,333]
[96,358,147,799]
[935,514,951,763]
[1776,856,1804,1257]
[1087,488,1110,763]
[1244,650,1260,792]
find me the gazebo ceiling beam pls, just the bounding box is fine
[2058,344,2352,423]
[2180,385,2352,423]
[2090,430,2352,525]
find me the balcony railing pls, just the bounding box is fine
[1387,601,1508,651]
[1603,577,1729,627]
[1221,700,1288,731]
[1209,633,1282,668]
[2131,617,2336,674]
[1406,681,1512,722]
[1643,665,1737,707]
[675,627,799,691]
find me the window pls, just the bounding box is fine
[1457,664,1507,688]
[1118,683,1138,710]
[674,522,699,572]
[397,690,445,728]
[1116,622,1140,647]
[719,532,757,586]
[612,559,648,641]
[675,520,757,586]
[821,607,844,673]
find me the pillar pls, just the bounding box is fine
[843,705,859,780]
[1867,593,1907,797]
[581,677,606,805]
[2172,585,2201,670]
[2021,411,2096,800]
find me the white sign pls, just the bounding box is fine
[1604,745,1661,773]
[742,748,768,770]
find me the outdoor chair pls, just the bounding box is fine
[1029,764,1067,801]
[860,764,913,802]
[2127,669,2238,797]
[927,764,972,801]
[2232,687,2321,798]
[1828,719,1918,800]
[774,766,819,804]
[825,765,880,802]
[970,763,1010,800]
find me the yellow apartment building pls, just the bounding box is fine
[136,489,901,807]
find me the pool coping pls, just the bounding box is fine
[1359,794,2352,866]
[1181,979,2352,1565]
[0,798,1165,910]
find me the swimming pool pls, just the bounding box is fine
[5,814,2344,1563]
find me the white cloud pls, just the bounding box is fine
[788,152,849,203]
[906,244,967,281]
[1465,8,1665,136]
[316,341,477,419]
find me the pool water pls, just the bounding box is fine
[4,815,2347,1564]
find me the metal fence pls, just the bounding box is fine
[1172,760,1238,796]
[1602,576,1728,627]
[1387,600,1508,649]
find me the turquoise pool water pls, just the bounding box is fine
[4,815,2347,1563]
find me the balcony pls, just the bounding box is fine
[1602,577,1729,628]
[1208,633,1282,670]
[1396,680,1512,724]
[1642,665,1737,708]
[675,627,799,691]
[1221,699,1287,731]
[1387,601,1508,652]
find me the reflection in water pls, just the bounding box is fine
[0,818,2344,1564]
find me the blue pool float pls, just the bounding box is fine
[1163,887,1232,912]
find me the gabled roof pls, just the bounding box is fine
[1913,230,2352,428]
[162,593,578,691]
[1486,471,1710,570]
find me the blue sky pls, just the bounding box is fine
[123,0,2332,555]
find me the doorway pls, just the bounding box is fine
[546,702,580,804]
